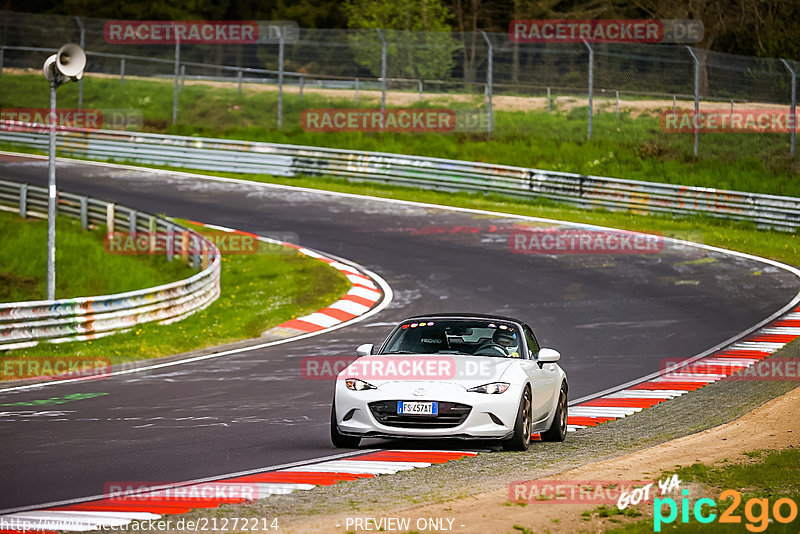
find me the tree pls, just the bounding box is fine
[341,0,459,81]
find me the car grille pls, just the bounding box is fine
[368,400,472,428]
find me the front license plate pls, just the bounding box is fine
[397,401,438,415]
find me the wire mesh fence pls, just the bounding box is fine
[0,10,797,162]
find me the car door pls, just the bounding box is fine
[522,324,558,423]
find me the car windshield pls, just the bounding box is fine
[381,319,522,358]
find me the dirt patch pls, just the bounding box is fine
[283,385,800,533]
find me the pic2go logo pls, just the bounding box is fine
[654,489,798,532]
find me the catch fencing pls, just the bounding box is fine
[0,179,221,351]
[0,10,797,158]
[0,126,796,232]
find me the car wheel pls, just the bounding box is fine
[502,386,532,451]
[541,384,567,442]
[330,402,361,448]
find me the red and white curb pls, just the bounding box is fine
[565,305,800,431]
[186,222,383,335]
[0,451,477,532]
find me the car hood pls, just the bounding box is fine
[336,353,516,389]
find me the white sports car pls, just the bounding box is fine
[331,314,568,451]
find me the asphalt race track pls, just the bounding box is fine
[1,154,798,510]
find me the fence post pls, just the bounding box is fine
[672,94,676,112]
[106,203,115,234]
[80,196,87,229]
[780,59,797,163]
[730,98,734,125]
[615,91,619,119]
[355,78,359,105]
[180,64,185,91]
[75,16,85,109]
[165,222,174,262]
[149,216,156,254]
[120,58,125,84]
[277,30,284,128]
[547,87,551,113]
[128,208,137,234]
[172,28,180,125]
[1,46,4,77]
[377,29,387,116]
[237,68,242,95]
[299,75,304,100]
[687,46,700,156]
[419,79,423,103]
[583,39,593,140]
[19,183,27,217]
[481,31,493,136]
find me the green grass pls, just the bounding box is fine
[0,209,192,302]
[2,222,351,364]
[1,72,797,197]
[605,449,800,533]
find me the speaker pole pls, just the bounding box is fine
[46,76,57,300]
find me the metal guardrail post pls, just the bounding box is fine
[129,208,137,233]
[616,91,619,119]
[180,64,186,91]
[149,215,156,253]
[481,32,493,136]
[687,46,700,156]
[419,79,423,103]
[277,29,285,128]
[106,203,115,233]
[377,29,387,117]
[80,196,87,229]
[19,183,27,217]
[547,88,551,113]
[75,16,85,109]
[583,39,593,140]
[120,58,125,84]
[237,68,242,95]
[172,27,180,125]
[299,75,304,100]
[166,222,174,261]
[355,78,359,105]
[780,59,797,163]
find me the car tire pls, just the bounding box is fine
[502,386,532,451]
[330,402,361,448]
[541,384,568,442]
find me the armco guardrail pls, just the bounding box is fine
[0,179,221,351]
[0,125,798,231]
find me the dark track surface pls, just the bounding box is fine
[1,155,798,510]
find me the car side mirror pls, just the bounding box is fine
[537,348,561,363]
[356,343,374,357]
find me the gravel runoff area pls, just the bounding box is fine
[118,336,800,534]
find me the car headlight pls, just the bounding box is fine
[468,382,510,394]
[345,378,377,391]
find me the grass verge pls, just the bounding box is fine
[604,448,800,533]
[0,209,192,302]
[1,72,797,196]
[1,218,351,366]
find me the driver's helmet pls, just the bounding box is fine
[493,327,517,347]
